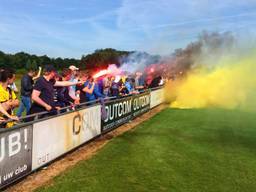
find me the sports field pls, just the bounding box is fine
[37,108,256,192]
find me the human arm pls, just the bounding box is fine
[57,88,74,106]
[54,80,82,87]
[32,66,42,81]
[0,103,19,121]
[0,116,5,123]
[0,88,19,111]
[93,83,105,98]
[10,83,19,93]
[135,85,144,90]
[68,89,80,104]
[31,90,52,111]
[82,82,95,94]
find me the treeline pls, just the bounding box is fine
[0,51,80,72]
[81,48,131,69]
[0,48,132,73]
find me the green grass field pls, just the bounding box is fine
[36,108,256,192]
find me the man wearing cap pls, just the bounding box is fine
[69,65,80,100]
[29,65,83,116]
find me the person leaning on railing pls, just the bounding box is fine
[76,71,95,104]
[83,75,102,102]
[0,69,19,128]
[28,65,84,118]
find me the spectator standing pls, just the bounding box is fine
[29,65,83,117]
[83,76,102,101]
[103,76,112,96]
[110,76,121,97]
[93,80,105,99]
[124,78,133,94]
[76,72,95,103]
[55,69,79,107]
[149,76,162,88]
[17,67,42,117]
[0,69,19,127]
[135,72,145,91]
[69,65,80,99]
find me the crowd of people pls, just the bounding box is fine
[0,65,164,128]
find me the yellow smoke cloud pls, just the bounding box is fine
[167,51,256,111]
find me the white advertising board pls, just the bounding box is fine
[150,88,165,109]
[32,105,101,170]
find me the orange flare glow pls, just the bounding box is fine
[93,70,108,78]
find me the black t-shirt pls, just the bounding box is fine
[76,84,87,103]
[33,76,56,107]
[20,74,34,97]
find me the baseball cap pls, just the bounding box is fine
[69,65,79,71]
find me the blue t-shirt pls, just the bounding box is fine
[125,81,133,93]
[84,81,105,101]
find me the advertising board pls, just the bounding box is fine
[0,125,32,189]
[32,105,101,170]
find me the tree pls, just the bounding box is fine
[25,59,32,70]
[80,48,131,69]
[0,48,135,71]
[31,60,38,70]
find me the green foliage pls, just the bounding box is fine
[0,48,132,71]
[0,51,81,70]
[37,108,256,192]
[25,59,38,71]
[81,48,131,69]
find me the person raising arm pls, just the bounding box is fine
[32,66,42,81]
[30,65,83,115]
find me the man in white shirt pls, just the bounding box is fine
[68,65,80,100]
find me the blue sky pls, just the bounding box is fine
[0,0,256,58]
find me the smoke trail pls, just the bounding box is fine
[118,31,256,112]
[167,48,256,111]
[120,52,161,73]
[164,31,235,76]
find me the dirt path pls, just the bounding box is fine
[6,104,167,192]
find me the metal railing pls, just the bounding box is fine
[0,96,116,129]
[0,86,164,129]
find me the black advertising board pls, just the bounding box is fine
[102,91,150,132]
[0,125,33,189]
[102,96,133,132]
[132,91,150,118]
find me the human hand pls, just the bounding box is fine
[55,106,61,111]
[9,115,19,121]
[0,117,5,122]
[45,104,52,111]
[74,99,80,105]
[77,80,85,85]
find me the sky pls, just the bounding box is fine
[0,0,256,58]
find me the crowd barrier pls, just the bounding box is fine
[0,87,165,189]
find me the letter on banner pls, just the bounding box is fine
[73,114,82,135]
[9,132,21,157]
[0,138,5,162]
